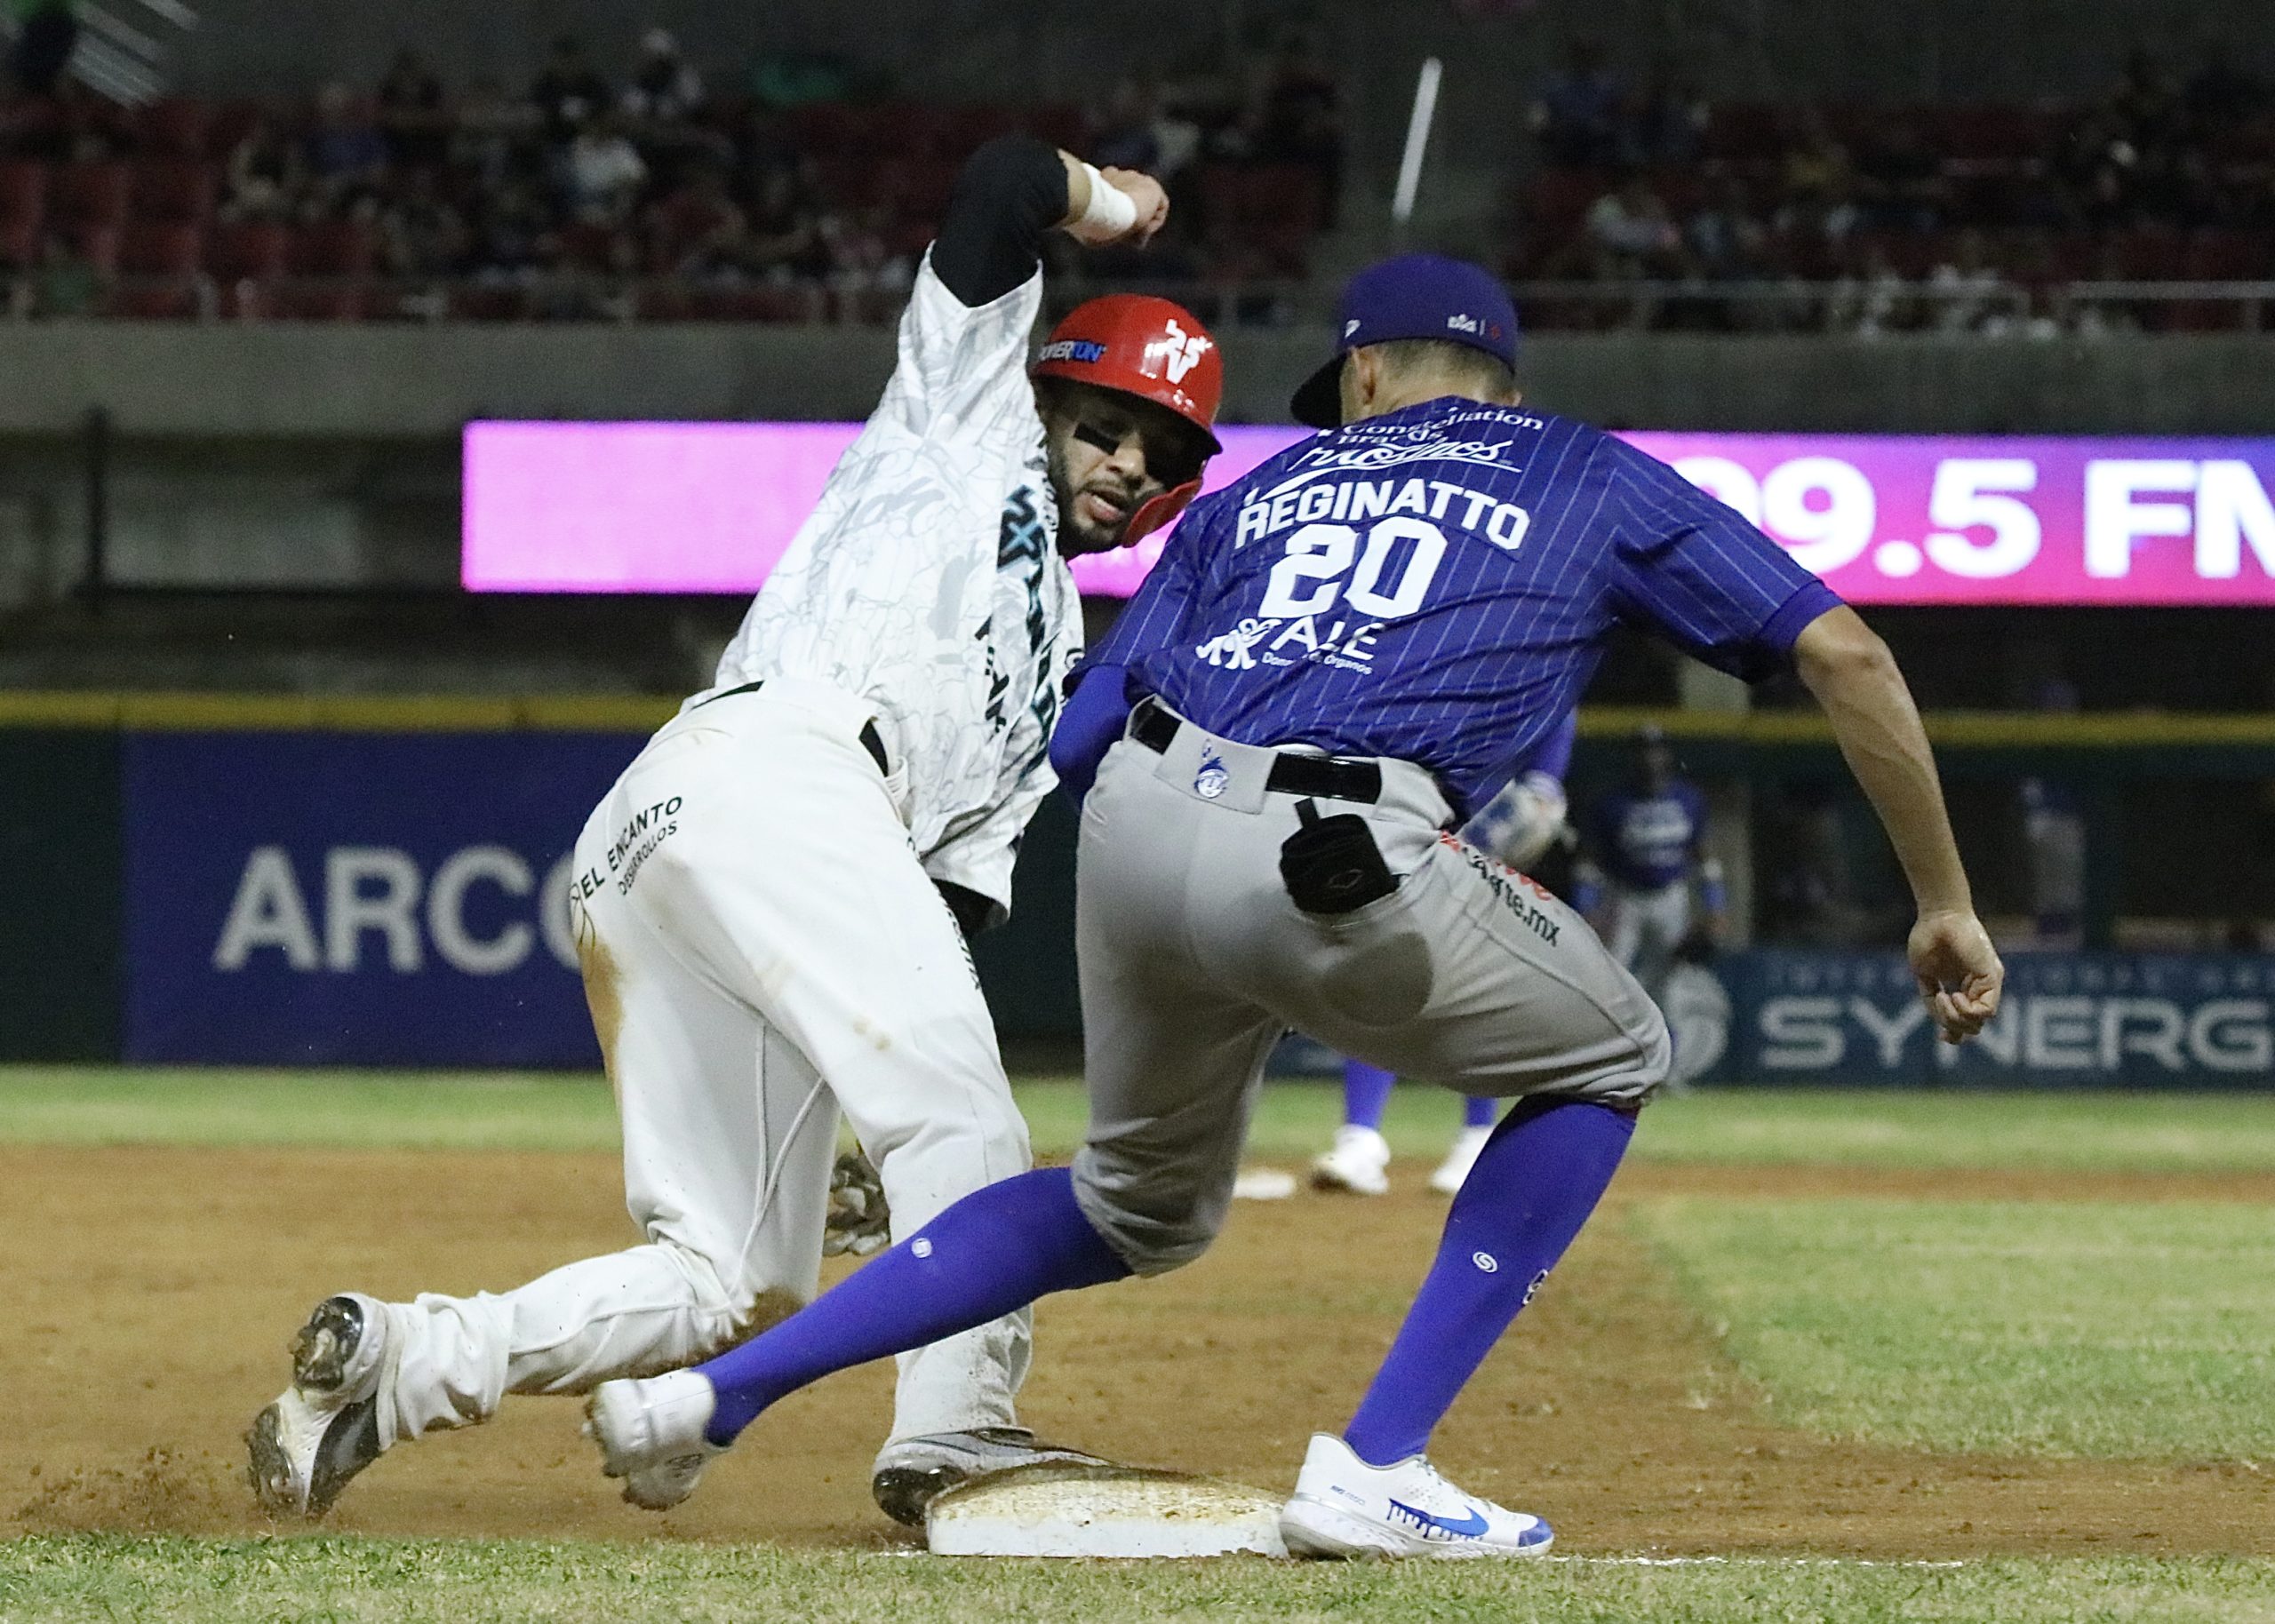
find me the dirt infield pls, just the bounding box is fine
[4,1142,2269,1556]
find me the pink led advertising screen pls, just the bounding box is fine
[465,422,2275,607]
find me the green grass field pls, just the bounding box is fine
[6,1538,2275,1624]
[1638,1198,2275,1459]
[12,1067,2275,1171]
[4,1068,2272,1622]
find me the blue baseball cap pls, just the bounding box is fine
[1289,253,1521,428]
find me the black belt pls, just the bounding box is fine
[1131,697,1382,804]
[696,680,890,776]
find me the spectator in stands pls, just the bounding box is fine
[2055,235,2143,338]
[645,159,746,280]
[304,83,389,214]
[1773,176,1863,283]
[1616,60,1705,168]
[2182,42,2263,145]
[561,108,648,226]
[1779,109,1856,211]
[9,226,105,317]
[1855,117,1951,233]
[222,115,304,221]
[2111,48,2184,162]
[2051,103,2141,230]
[1529,37,1621,169]
[526,219,637,322]
[1927,228,2016,334]
[5,0,76,98]
[466,177,554,283]
[451,75,539,192]
[377,47,451,174]
[1582,171,1683,328]
[1089,81,1161,175]
[1585,171,1682,275]
[1257,28,1343,219]
[738,155,829,282]
[818,202,913,308]
[1680,170,1767,283]
[381,163,470,281]
[530,34,611,141]
[1827,238,1912,338]
[622,28,704,126]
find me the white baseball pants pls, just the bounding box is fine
[361,678,1032,1452]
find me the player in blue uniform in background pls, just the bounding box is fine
[1314,710,1577,1197]
[588,254,2004,1558]
[1575,723,1725,1006]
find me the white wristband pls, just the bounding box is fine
[1076,162,1138,236]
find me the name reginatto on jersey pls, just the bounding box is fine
[1233,474,1533,553]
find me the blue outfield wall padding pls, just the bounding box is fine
[94,722,2275,1079]
[123,729,641,1067]
[115,725,1089,1067]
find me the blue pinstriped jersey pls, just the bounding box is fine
[1592,781,1709,890]
[1090,398,1840,817]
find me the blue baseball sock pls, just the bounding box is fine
[1343,1095,1636,1467]
[1462,1093,1497,1130]
[696,1166,1130,1445]
[1342,1060,1397,1131]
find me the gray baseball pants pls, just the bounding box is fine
[1070,706,1671,1275]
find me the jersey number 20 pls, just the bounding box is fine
[1257,518,1448,622]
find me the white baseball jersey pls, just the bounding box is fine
[714,251,1078,914]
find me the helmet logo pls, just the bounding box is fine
[1150,318,1213,385]
[1344,318,1361,338]
[1038,338,1108,364]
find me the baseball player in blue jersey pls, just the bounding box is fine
[1314,709,1577,1197]
[586,253,2004,1557]
[1575,722,1723,993]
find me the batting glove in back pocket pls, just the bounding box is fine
[1279,799,1399,915]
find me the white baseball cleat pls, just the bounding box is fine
[584,1370,723,1511]
[245,1293,390,1518]
[1310,1125,1392,1196]
[1279,1432,1553,1559]
[1429,1125,1493,1195]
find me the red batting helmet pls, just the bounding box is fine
[1033,294,1223,542]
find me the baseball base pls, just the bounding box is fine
[925,1463,1289,1557]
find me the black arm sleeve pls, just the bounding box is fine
[933,880,1002,941]
[930,133,1070,308]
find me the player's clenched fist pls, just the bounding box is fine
[1093,167,1169,243]
[1059,154,1169,248]
[1908,908,2004,1043]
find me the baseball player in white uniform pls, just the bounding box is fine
[246,133,1225,1527]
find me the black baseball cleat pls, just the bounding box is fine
[870,1427,1116,1526]
[245,1294,388,1518]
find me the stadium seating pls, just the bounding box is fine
[0,159,44,267]
[4,83,2266,326]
